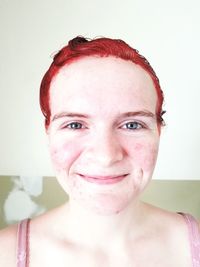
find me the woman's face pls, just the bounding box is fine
[48,56,160,215]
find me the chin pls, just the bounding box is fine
[71,191,137,216]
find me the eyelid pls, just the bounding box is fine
[119,120,147,130]
[60,120,88,130]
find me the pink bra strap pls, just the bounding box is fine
[181,213,200,267]
[16,219,30,267]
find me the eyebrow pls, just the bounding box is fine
[51,110,156,122]
[118,111,156,120]
[52,112,90,122]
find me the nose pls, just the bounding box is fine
[84,131,125,166]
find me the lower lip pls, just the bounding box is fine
[78,174,127,185]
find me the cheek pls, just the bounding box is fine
[133,141,159,172]
[49,141,81,171]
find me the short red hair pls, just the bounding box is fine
[40,36,165,129]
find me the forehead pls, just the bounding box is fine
[50,56,157,115]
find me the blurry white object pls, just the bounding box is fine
[4,190,44,223]
[3,177,45,224]
[20,176,43,196]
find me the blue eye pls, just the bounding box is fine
[124,122,143,130]
[66,122,83,129]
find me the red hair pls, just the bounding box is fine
[40,36,165,129]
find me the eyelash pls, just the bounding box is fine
[62,122,85,130]
[120,121,145,130]
[60,121,145,131]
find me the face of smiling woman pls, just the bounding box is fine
[47,56,160,215]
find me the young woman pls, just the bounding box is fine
[0,36,199,267]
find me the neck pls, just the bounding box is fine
[59,199,145,249]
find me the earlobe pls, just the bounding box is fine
[45,128,51,148]
[45,127,49,135]
[45,121,51,135]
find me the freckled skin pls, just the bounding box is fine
[48,56,160,215]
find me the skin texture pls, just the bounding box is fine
[48,56,160,215]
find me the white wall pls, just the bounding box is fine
[0,0,199,179]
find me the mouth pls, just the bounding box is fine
[78,174,128,185]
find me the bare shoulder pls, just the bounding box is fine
[142,204,193,265]
[150,206,192,239]
[0,224,18,266]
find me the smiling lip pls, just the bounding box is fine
[78,174,128,185]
